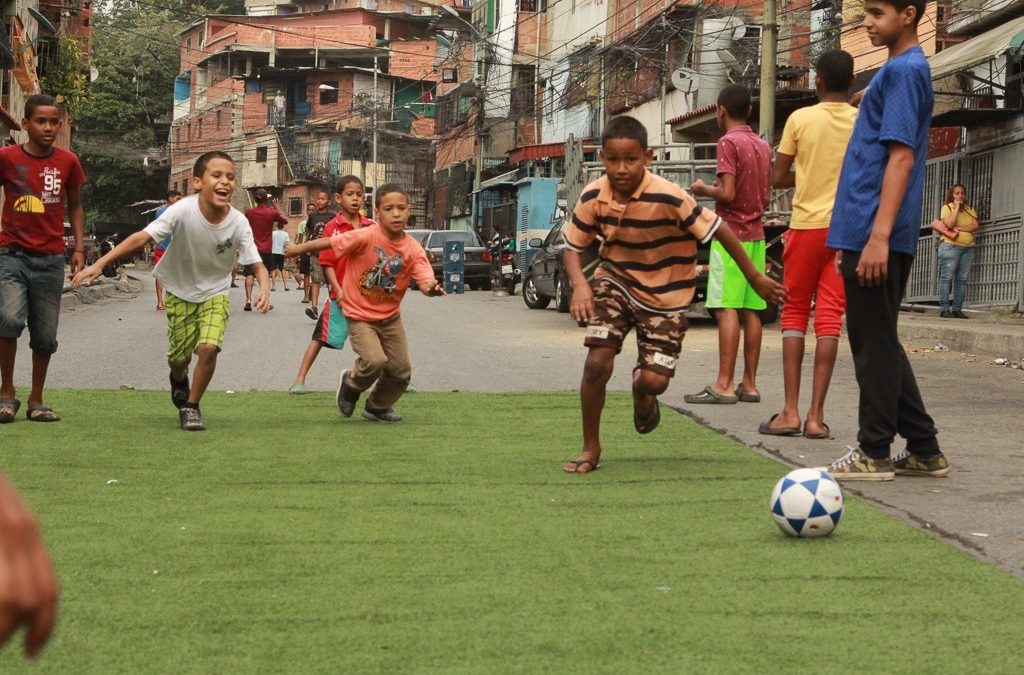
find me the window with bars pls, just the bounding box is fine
[256,146,268,163]
[288,197,303,215]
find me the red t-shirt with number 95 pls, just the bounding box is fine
[0,144,86,254]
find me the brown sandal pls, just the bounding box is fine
[26,405,60,422]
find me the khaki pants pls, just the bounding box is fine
[347,314,411,409]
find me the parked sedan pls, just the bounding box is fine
[421,230,491,290]
[405,229,432,245]
[521,219,598,313]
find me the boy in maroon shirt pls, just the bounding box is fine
[686,85,772,405]
[0,94,86,423]
[243,188,287,311]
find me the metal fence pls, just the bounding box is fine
[909,148,1021,310]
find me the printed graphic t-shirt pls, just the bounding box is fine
[329,224,435,322]
[145,196,261,302]
[0,144,86,254]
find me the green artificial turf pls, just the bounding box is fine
[1,390,1022,673]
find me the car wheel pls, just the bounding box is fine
[554,274,570,313]
[522,274,551,309]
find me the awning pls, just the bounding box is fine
[932,107,1023,127]
[928,16,1024,80]
[477,169,519,192]
[507,142,566,165]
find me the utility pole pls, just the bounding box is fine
[759,0,777,145]
[372,55,380,190]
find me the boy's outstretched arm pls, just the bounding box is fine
[285,238,329,257]
[71,230,152,287]
[712,224,787,305]
[858,143,913,287]
[564,249,594,324]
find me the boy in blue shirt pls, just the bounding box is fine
[819,0,949,480]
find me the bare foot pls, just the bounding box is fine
[768,411,801,432]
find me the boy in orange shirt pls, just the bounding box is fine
[287,183,443,421]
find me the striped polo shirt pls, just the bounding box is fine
[565,171,721,313]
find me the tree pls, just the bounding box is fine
[72,0,245,225]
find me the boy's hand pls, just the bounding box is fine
[284,243,300,257]
[569,285,596,325]
[857,236,889,286]
[753,274,787,305]
[70,264,101,288]
[69,251,85,277]
[420,280,446,297]
[330,282,344,300]
[253,289,271,313]
[690,179,708,197]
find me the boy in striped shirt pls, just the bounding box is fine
[562,116,786,474]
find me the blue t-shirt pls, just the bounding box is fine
[153,204,172,251]
[827,46,933,256]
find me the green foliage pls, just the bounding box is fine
[40,37,89,121]
[72,0,246,223]
[2,390,1024,672]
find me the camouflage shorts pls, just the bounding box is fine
[584,279,689,376]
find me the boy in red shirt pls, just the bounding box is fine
[242,188,287,311]
[289,176,374,394]
[0,94,87,423]
[287,183,444,421]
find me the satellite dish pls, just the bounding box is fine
[732,24,748,41]
[89,66,99,82]
[27,6,58,35]
[671,68,700,93]
[717,49,740,71]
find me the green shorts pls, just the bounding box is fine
[165,293,230,363]
[706,239,767,311]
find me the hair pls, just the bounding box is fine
[876,0,926,25]
[601,116,648,149]
[943,183,972,209]
[336,175,363,193]
[306,203,315,211]
[815,50,854,93]
[717,85,752,121]
[374,183,409,207]
[167,189,182,199]
[275,222,285,229]
[25,94,59,118]
[192,150,233,177]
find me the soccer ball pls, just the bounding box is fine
[770,468,844,538]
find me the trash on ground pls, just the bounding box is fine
[106,479,119,486]
[970,532,991,538]
[933,343,949,352]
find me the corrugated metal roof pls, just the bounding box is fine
[929,16,1024,80]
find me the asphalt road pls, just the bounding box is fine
[13,271,1024,578]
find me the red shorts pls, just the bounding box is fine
[780,228,845,338]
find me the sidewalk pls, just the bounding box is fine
[897,306,1024,359]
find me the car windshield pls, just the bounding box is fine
[428,231,479,247]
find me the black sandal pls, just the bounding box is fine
[633,395,661,434]
[26,405,60,422]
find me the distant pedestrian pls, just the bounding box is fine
[930,183,980,319]
[152,189,183,310]
[295,202,315,292]
[286,183,444,422]
[0,94,87,424]
[302,188,336,320]
[270,222,291,291]
[243,188,286,311]
[758,50,856,440]
[73,151,271,431]
[686,85,773,406]
[289,175,374,394]
[820,0,949,480]
[561,116,785,474]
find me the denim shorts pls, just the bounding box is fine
[0,247,65,354]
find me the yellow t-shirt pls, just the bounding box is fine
[777,102,858,230]
[939,203,978,247]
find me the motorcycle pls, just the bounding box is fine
[98,236,120,278]
[489,234,521,295]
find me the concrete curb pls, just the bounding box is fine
[896,310,1024,359]
[61,274,143,312]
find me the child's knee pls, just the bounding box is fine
[634,369,669,396]
[196,343,220,359]
[582,351,613,384]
